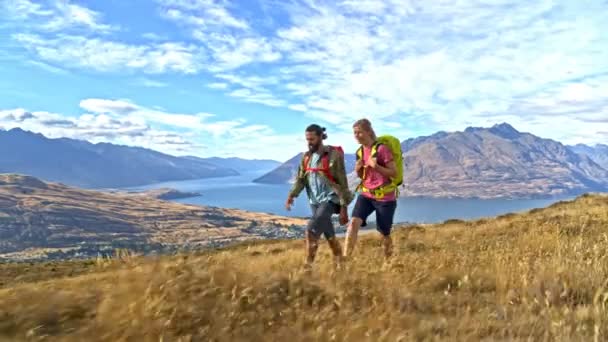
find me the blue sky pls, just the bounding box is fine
[0,0,606,161]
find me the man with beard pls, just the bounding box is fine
[285,124,353,270]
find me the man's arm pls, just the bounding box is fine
[287,155,306,200]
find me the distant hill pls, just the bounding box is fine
[252,151,357,184]
[0,174,307,260]
[569,143,608,171]
[252,153,304,184]
[254,123,608,199]
[0,128,239,188]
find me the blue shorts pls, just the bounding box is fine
[307,201,340,239]
[351,195,397,236]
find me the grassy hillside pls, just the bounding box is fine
[1,194,607,341]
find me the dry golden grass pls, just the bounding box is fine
[1,194,608,341]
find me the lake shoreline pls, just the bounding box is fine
[125,171,579,225]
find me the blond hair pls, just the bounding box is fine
[353,118,377,140]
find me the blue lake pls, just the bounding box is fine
[127,170,574,224]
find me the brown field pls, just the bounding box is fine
[0,193,607,341]
[0,174,307,260]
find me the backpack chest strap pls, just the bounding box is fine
[302,150,336,184]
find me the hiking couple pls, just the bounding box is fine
[285,118,402,270]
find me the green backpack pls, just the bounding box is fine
[355,134,403,198]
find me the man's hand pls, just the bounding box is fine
[339,206,349,225]
[285,196,294,211]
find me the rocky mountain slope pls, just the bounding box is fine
[399,123,608,198]
[569,143,608,171]
[0,128,242,189]
[254,123,608,199]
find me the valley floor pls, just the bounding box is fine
[1,194,607,341]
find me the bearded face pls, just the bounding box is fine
[305,131,322,153]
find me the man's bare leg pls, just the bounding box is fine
[343,217,363,258]
[304,230,319,268]
[327,236,343,269]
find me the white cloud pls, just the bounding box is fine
[0,108,160,148]
[80,98,140,115]
[207,82,229,90]
[151,0,608,146]
[178,0,608,146]
[2,0,53,19]
[25,60,69,74]
[14,34,203,74]
[478,77,608,146]
[136,78,169,88]
[142,32,168,41]
[0,100,302,160]
[228,88,285,107]
[157,0,281,72]
[288,104,307,112]
[79,98,216,130]
[5,0,608,152]
[384,122,403,129]
[2,0,117,33]
[43,2,116,32]
[205,37,282,71]
[6,0,204,75]
[158,0,248,29]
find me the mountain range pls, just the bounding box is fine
[568,144,608,171]
[254,123,608,199]
[1,124,606,198]
[0,128,279,189]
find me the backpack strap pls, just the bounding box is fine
[360,141,382,180]
[301,152,311,173]
[370,141,382,159]
[357,142,393,198]
[356,146,363,161]
[302,147,336,184]
[321,151,336,183]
